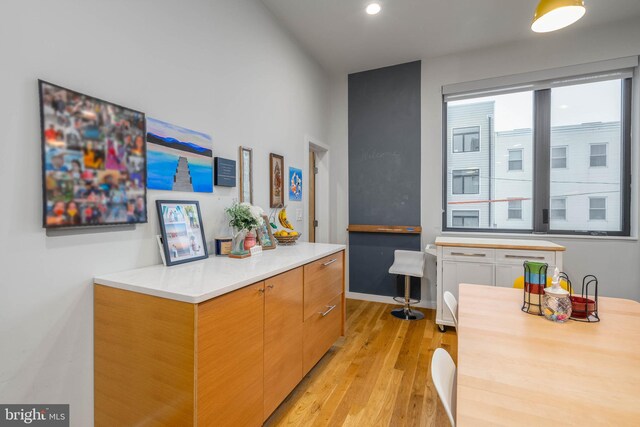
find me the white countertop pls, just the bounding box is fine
[94,242,346,303]
[434,236,565,251]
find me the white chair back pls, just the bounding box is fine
[431,348,457,427]
[443,291,458,330]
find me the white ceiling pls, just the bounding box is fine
[260,0,640,74]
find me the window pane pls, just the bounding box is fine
[551,146,567,169]
[508,200,522,219]
[452,210,479,228]
[447,91,533,230]
[551,158,567,169]
[453,127,480,153]
[550,198,566,220]
[550,79,622,232]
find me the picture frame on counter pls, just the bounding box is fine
[239,146,253,203]
[269,153,284,208]
[256,214,276,250]
[156,200,209,266]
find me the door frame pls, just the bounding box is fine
[303,135,329,243]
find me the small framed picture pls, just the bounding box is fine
[239,146,253,204]
[156,200,209,266]
[257,214,276,250]
[269,153,284,208]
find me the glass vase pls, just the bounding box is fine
[231,228,248,255]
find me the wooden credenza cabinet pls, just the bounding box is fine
[94,250,345,426]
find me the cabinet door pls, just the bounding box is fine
[441,261,494,323]
[495,264,527,288]
[197,282,264,427]
[264,268,303,419]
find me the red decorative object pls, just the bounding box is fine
[244,233,257,250]
[570,296,596,319]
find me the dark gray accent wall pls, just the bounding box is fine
[348,61,422,298]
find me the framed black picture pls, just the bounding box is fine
[156,200,209,266]
[39,80,147,228]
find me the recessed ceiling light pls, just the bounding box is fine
[366,3,381,15]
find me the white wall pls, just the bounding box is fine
[329,16,640,304]
[0,0,328,424]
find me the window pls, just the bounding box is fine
[508,200,522,219]
[550,198,566,220]
[508,149,523,171]
[589,197,607,220]
[452,169,479,194]
[551,146,567,169]
[452,127,480,153]
[444,74,631,236]
[590,144,607,167]
[452,210,480,228]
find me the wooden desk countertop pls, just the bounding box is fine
[457,284,640,426]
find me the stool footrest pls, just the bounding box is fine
[393,296,420,305]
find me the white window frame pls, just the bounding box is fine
[507,200,523,220]
[452,126,481,154]
[551,146,568,169]
[451,168,480,195]
[550,197,567,221]
[452,210,480,228]
[508,149,524,172]
[588,197,607,221]
[589,143,608,168]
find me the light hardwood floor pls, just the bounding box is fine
[266,299,458,427]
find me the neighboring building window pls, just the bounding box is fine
[452,127,480,153]
[452,210,480,228]
[590,144,607,167]
[452,169,480,194]
[550,198,566,220]
[507,200,522,219]
[551,146,567,169]
[589,197,607,220]
[508,149,523,171]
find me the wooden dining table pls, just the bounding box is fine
[456,284,640,426]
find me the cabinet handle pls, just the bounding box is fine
[450,252,486,257]
[322,259,338,267]
[319,304,337,317]
[267,284,274,289]
[505,254,545,260]
[258,288,265,294]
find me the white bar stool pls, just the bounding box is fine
[389,250,425,320]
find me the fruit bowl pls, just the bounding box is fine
[273,232,301,246]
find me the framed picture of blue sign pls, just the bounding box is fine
[214,157,236,187]
[289,167,302,201]
[156,200,209,266]
[146,117,213,193]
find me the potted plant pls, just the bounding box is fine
[225,202,264,256]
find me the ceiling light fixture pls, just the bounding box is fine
[366,3,381,15]
[531,0,586,33]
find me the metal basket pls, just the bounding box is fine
[273,233,301,246]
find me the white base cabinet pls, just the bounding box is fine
[435,237,565,329]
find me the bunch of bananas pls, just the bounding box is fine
[277,206,294,230]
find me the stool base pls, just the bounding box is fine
[391,307,425,321]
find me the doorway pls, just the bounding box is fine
[309,150,316,242]
[305,137,329,243]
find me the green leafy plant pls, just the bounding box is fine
[225,202,264,231]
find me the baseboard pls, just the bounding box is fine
[346,291,437,310]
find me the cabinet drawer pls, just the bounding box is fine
[495,249,555,266]
[442,247,495,263]
[303,294,342,375]
[303,252,343,320]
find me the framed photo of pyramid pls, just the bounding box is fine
[146,117,213,193]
